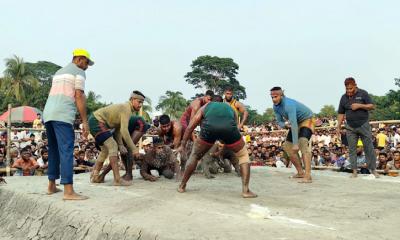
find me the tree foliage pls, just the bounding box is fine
[318,105,337,118]
[369,79,400,120]
[156,91,188,120]
[246,106,275,125]
[86,91,108,115]
[184,55,246,100]
[0,56,39,108]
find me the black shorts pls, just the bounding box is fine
[286,127,312,143]
[199,124,242,146]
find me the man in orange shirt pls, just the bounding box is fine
[12,148,39,176]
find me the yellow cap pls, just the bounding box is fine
[72,49,94,66]
[357,138,363,147]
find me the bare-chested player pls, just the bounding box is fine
[158,114,182,149]
[180,90,214,133]
[177,95,257,198]
[223,87,248,130]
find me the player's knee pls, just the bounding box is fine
[236,146,250,165]
[282,141,293,153]
[299,137,311,154]
[103,137,118,157]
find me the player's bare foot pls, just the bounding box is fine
[289,173,304,179]
[205,174,215,179]
[113,179,132,186]
[122,175,133,181]
[298,177,312,183]
[177,184,186,193]
[90,174,104,183]
[371,170,380,178]
[47,187,62,195]
[350,172,358,178]
[63,192,89,201]
[47,181,62,194]
[242,191,257,198]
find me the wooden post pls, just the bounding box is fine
[6,104,11,177]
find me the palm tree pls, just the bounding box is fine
[140,97,153,122]
[156,91,188,119]
[1,55,39,105]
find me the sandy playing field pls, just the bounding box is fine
[0,167,399,240]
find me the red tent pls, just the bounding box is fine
[0,106,42,123]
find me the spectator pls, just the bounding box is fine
[0,152,5,168]
[76,150,94,167]
[12,148,39,176]
[376,152,388,170]
[319,149,332,166]
[376,129,389,150]
[37,148,49,176]
[386,151,400,171]
[32,113,43,129]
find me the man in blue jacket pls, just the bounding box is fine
[270,87,315,183]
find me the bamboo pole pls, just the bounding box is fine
[6,104,11,177]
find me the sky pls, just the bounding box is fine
[1,0,399,115]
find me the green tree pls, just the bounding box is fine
[156,91,188,119]
[86,91,108,115]
[369,78,400,120]
[140,97,153,122]
[262,108,275,122]
[184,55,246,100]
[25,61,61,110]
[318,105,337,118]
[1,55,39,106]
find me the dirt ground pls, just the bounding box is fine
[0,167,399,240]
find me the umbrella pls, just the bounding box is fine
[0,106,43,123]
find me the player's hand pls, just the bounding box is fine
[119,145,128,155]
[132,149,140,159]
[336,128,341,138]
[81,122,89,139]
[292,144,299,152]
[146,175,157,182]
[176,145,184,154]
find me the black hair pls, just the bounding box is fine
[224,86,233,92]
[379,152,387,157]
[132,90,146,99]
[40,148,48,156]
[159,114,171,125]
[212,95,223,102]
[153,137,164,146]
[270,86,282,91]
[205,90,214,96]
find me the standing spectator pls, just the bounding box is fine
[393,128,400,147]
[336,77,379,178]
[43,49,93,200]
[376,129,388,150]
[32,113,43,129]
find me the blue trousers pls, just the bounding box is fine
[45,121,74,184]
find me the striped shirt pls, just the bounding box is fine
[43,63,86,125]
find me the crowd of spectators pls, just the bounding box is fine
[1,116,399,177]
[243,118,400,176]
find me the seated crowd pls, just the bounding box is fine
[0,117,399,178]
